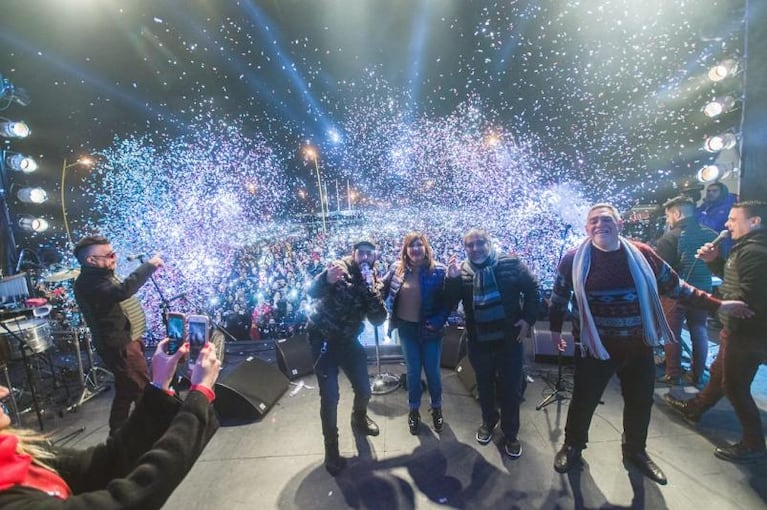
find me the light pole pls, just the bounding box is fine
[304,147,327,233]
[61,156,94,249]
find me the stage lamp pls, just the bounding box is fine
[696,163,730,183]
[5,153,38,173]
[708,59,739,82]
[17,187,48,204]
[0,120,30,138]
[703,96,736,118]
[704,133,737,153]
[17,215,49,233]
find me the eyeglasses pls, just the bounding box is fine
[464,240,487,249]
[91,251,117,259]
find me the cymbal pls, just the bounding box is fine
[43,269,80,282]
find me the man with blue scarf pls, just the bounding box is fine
[446,229,539,458]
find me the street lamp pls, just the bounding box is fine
[61,156,94,248]
[304,147,327,233]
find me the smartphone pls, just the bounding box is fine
[166,312,186,355]
[186,314,210,365]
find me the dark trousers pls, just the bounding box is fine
[467,337,524,440]
[565,345,655,453]
[693,330,767,451]
[99,340,150,435]
[310,332,371,442]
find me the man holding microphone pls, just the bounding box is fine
[665,200,767,463]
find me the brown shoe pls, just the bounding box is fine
[663,393,703,425]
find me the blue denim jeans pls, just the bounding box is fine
[309,332,371,442]
[466,336,524,440]
[662,300,710,380]
[397,321,443,410]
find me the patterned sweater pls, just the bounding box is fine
[549,241,721,350]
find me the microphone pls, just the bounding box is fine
[360,262,374,288]
[711,229,731,247]
[126,253,147,262]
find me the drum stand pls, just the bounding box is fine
[369,325,400,395]
[0,363,22,425]
[0,322,46,430]
[68,328,112,412]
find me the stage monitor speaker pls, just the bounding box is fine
[213,357,289,421]
[441,325,467,369]
[275,334,314,380]
[455,356,479,399]
[532,321,575,363]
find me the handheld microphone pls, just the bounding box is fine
[126,253,147,262]
[360,262,374,288]
[711,229,731,247]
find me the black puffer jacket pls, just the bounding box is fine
[709,228,767,337]
[306,257,387,342]
[446,254,539,343]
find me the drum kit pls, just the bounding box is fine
[0,267,112,431]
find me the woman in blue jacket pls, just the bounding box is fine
[383,232,450,434]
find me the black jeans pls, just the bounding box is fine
[565,345,655,453]
[467,337,524,440]
[310,332,371,442]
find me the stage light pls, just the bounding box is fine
[708,59,739,82]
[16,187,48,204]
[703,96,736,118]
[4,153,38,173]
[17,215,49,233]
[696,163,729,183]
[0,120,30,138]
[704,132,737,153]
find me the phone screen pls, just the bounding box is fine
[187,319,208,364]
[166,314,185,354]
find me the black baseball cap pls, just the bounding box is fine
[353,239,376,251]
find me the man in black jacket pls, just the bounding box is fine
[446,229,539,458]
[73,236,163,435]
[665,200,766,463]
[306,239,387,475]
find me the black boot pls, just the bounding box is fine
[408,410,420,435]
[431,408,444,433]
[324,440,347,476]
[351,410,380,436]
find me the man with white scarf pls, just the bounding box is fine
[548,204,752,485]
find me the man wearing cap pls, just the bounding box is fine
[306,239,387,476]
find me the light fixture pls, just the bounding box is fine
[703,96,736,118]
[17,187,48,204]
[704,132,737,153]
[696,163,730,183]
[5,153,38,173]
[708,58,739,82]
[17,215,49,233]
[0,120,30,138]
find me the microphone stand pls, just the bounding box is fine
[536,223,572,411]
[137,255,184,330]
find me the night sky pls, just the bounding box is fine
[1,0,745,253]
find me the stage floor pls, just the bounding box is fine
[25,335,767,510]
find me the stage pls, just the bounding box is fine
[20,330,764,510]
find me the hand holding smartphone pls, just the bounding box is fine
[186,314,210,365]
[166,312,186,355]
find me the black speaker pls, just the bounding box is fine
[455,355,479,399]
[213,357,289,421]
[441,325,467,369]
[275,334,314,380]
[532,321,574,363]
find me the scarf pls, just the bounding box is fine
[572,237,674,360]
[464,248,505,342]
[0,433,71,498]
